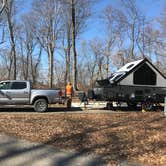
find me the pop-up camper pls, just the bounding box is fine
[91,58,166,109]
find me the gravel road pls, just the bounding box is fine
[0,134,106,166]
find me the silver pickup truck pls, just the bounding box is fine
[0,80,63,112]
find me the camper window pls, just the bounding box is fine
[133,63,156,85]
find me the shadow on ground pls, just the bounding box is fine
[104,105,164,112]
[0,134,106,166]
[0,106,83,113]
[0,105,163,113]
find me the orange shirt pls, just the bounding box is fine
[66,84,73,96]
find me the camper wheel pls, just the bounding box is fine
[127,101,137,108]
[106,102,113,110]
[142,101,154,111]
[142,98,154,111]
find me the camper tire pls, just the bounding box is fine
[142,98,154,111]
[106,102,113,110]
[127,101,137,108]
[142,101,154,111]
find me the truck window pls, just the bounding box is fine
[11,82,27,89]
[0,82,11,89]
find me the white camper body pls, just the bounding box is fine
[92,58,166,109]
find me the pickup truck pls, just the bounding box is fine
[0,80,64,112]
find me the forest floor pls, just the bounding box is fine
[0,107,165,165]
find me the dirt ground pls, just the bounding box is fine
[0,108,165,165]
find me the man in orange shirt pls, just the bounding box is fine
[66,82,73,98]
[66,82,73,108]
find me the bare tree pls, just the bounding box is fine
[121,0,142,60]
[29,0,62,88]
[67,0,93,90]
[16,15,42,84]
[4,0,17,79]
[157,4,166,58]
[60,0,72,89]
[0,49,12,79]
[30,47,42,85]
[89,40,105,79]
[80,41,99,88]
[54,60,66,87]
[101,5,127,77]
[70,0,78,90]
[0,0,7,14]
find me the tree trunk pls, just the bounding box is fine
[6,1,16,79]
[48,44,54,88]
[30,47,41,86]
[8,51,13,79]
[0,0,7,14]
[25,47,30,80]
[106,40,111,77]
[131,19,135,60]
[67,23,71,82]
[71,0,78,91]
[65,23,71,88]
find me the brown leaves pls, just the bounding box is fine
[0,112,165,165]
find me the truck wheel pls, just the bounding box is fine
[34,99,48,112]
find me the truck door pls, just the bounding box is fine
[9,81,30,104]
[0,81,12,104]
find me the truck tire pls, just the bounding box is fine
[34,99,48,112]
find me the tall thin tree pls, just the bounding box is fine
[70,0,78,90]
[5,0,17,79]
[0,0,7,14]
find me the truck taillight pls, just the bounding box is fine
[58,90,63,97]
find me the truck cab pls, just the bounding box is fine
[0,80,30,105]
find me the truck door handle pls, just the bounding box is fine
[24,91,28,94]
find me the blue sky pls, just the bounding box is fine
[23,0,165,41]
[82,0,165,40]
[19,0,166,72]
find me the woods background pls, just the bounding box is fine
[0,0,166,90]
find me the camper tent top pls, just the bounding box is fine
[92,58,166,109]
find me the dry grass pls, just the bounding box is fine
[0,111,165,165]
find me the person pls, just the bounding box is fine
[65,82,73,108]
[66,82,73,98]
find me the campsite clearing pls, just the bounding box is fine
[0,111,165,165]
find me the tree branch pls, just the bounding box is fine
[0,0,7,14]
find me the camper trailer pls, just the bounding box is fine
[91,58,166,110]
